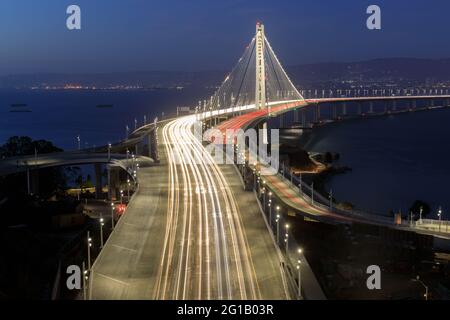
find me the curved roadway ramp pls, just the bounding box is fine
[0,152,130,175]
[89,117,289,300]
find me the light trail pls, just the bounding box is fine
[154,112,268,299]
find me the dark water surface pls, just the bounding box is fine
[2,89,450,219]
[0,88,210,150]
[304,108,450,219]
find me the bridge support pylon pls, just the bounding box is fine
[255,22,266,110]
[294,108,299,123]
[301,110,306,127]
[94,163,103,199]
[316,103,321,122]
[332,104,337,119]
[342,102,347,116]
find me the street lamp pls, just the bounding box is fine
[127,179,130,199]
[99,215,104,248]
[297,259,302,299]
[276,214,281,245]
[298,174,302,194]
[111,202,115,229]
[329,189,333,211]
[262,187,266,210]
[107,143,111,161]
[438,206,442,232]
[82,261,88,300]
[412,276,428,300]
[268,202,272,224]
[285,224,290,253]
[120,190,124,204]
[87,231,92,270]
[77,135,81,150]
[419,206,423,224]
[126,149,130,170]
[268,192,273,226]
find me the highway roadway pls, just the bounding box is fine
[89,114,289,299]
[215,100,450,239]
[0,152,133,175]
[154,115,287,299]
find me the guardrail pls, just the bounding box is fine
[274,164,396,225]
[416,218,450,233]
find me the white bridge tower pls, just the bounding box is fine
[255,22,266,109]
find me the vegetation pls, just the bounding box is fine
[409,200,431,220]
[0,136,66,199]
[0,136,62,158]
[279,144,317,171]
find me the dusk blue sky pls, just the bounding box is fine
[1,0,450,75]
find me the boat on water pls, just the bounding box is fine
[9,103,31,112]
[9,109,32,112]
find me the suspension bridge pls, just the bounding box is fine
[3,22,447,300]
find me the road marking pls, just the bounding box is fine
[112,244,138,253]
[95,272,130,286]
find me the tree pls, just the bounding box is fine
[409,200,431,220]
[82,174,94,189]
[324,152,333,164]
[0,137,65,199]
[0,136,62,158]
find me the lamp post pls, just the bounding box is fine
[329,189,333,211]
[284,224,290,253]
[419,206,423,224]
[276,214,280,245]
[262,187,266,211]
[126,149,130,170]
[107,163,111,201]
[438,206,442,232]
[127,179,131,199]
[298,173,302,195]
[99,215,104,248]
[111,202,115,229]
[87,231,92,270]
[269,192,273,226]
[120,190,124,204]
[82,261,88,300]
[77,135,81,150]
[107,143,111,161]
[412,276,428,300]
[297,251,303,299]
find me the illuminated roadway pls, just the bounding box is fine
[215,97,450,238]
[88,95,450,299]
[89,110,289,299]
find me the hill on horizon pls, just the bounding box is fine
[2,58,450,89]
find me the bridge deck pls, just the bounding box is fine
[89,123,289,299]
